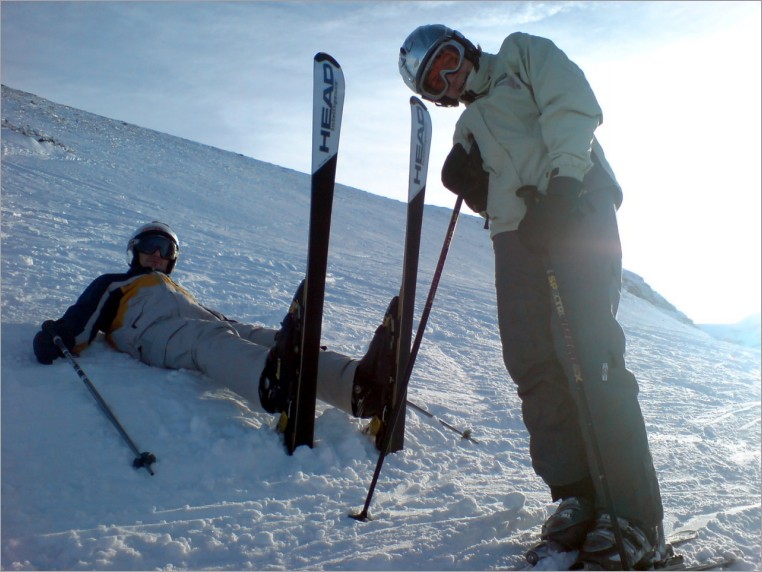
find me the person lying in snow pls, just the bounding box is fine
[32,221,394,428]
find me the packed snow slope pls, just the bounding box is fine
[2,85,759,570]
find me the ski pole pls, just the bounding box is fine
[405,399,479,443]
[543,262,630,570]
[351,196,462,522]
[43,322,157,476]
[517,187,630,570]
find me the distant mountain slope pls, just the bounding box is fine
[700,314,761,348]
[622,270,694,325]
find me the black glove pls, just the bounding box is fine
[33,320,73,365]
[441,141,489,213]
[517,176,586,253]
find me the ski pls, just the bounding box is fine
[283,52,344,454]
[667,529,700,547]
[524,528,736,571]
[655,529,736,571]
[521,554,736,571]
[657,556,737,571]
[380,95,431,453]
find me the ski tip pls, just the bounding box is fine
[314,52,340,67]
[410,95,427,109]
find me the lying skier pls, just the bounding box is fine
[33,221,395,430]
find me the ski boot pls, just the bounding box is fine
[353,296,399,449]
[572,515,669,570]
[526,496,595,565]
[259,280,304,433]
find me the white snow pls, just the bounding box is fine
[2,85,759,570]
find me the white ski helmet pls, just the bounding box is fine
[126,221,180,274]
[399,24,480,107]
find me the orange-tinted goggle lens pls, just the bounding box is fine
[421,44,464,98]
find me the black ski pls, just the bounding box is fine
[283,52,345,455]
[382,96,431,453]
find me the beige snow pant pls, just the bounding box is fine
[135,317,357,414]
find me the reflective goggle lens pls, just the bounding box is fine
[135,234,178,260]
[421,43,464,99]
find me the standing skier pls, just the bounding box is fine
[33,222,395,426]
[398,26,665,569]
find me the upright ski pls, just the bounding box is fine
[383,96,431,453]
[283,52,345,454]
[349,97,454,522]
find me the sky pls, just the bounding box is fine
[2,0,760,324]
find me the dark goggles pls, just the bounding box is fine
[134,234,178,260]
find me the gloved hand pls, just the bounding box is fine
[441,141,489,213]
[517,176,586,253]
[33,320,72,365]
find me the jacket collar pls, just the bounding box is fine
[461,52,495,104]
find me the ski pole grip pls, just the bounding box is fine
[42,320,66,350]
[42,321,76,362]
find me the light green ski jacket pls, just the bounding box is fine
[452,32,622,237]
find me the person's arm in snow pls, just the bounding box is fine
[33,273,119,364]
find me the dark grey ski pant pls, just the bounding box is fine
[493,188,663,528]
